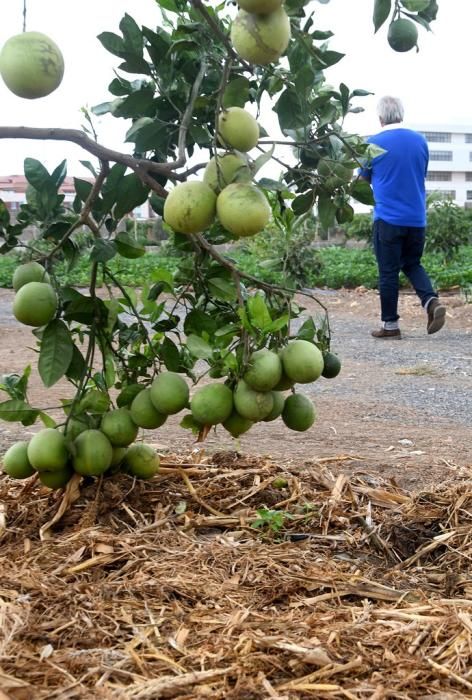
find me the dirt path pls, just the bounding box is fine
[0,287,471,491]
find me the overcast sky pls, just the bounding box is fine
[0,0,470,177]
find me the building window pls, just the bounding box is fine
[426,171,452,181]
[426,190,456,199]
[429,151,453,161]
[467,191,472,201]
[466,134,472,143]
[466,172,472,182]
[422,131,451,143]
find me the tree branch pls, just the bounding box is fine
[194,234,328,315]
[0,126,179,177]
[170,57,208,170]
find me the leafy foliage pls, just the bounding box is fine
[426,199,471,262]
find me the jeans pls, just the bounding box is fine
[373,219,436,322]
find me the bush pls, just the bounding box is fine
[342,212,373,246]
[426,199,471,261]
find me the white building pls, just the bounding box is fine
[411,124,472,208]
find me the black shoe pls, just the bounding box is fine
[371,328,401,339]
[426,298,446,335]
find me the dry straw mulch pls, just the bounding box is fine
[1,450,472,699]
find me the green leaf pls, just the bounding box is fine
[38,320,74,388]
[117,384,143,408]
[317,193,337,231]
[186,335,213,360]
[66,345,87,383]
[253,146,275,176]
[115,231,146,259]
[208,277,237,302]
[180,414,203,435]
[51,160,67,189]
[79,390,110,414]
[0,399,38,425]
[120,13,143,55]
[275,88,308,132]
[247,293,272,330]
[97,31,126,58]
[223,77,251,108]
[292,190,315,216]
[400,0,429,10]
[90,239,117,263]
[24,158,51,192]
[373,0,392,32]
[160,337,181,372]
[74,178,93,202]
[113,174,150,219]
[350,179,375,206]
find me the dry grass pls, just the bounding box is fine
[1,451,472,699]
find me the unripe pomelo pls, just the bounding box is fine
[218,107,260,152]
[238,0,282,14]
[273,370,295,391]
[282,394,316,432]
[150,372,189,415]
[233,380,274,421]
[12,261,50,291]
[217,183,271,237]
[262,391,285,422]
[387,18,418,52]
[163,181,216,234]
[27,428,68,472]
[231,7,291,66]
[321,351,341,379]
[2,441,35,479]
[222,411,253,438]
[0,32,64,99]
[100,408,139,447]
[13,281,57,327]
[124,443,159,480]
[203,152,252,193]
[282,340,324,384]
[39,465,73,489]
[64,416,90,442]
[110,446,127,468]
[73,429,113,476]
[190,383,233,426]
[244,349,282,392]
[130,388,167,429]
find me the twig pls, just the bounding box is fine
[170,58,208,170]
[190,0,252,71]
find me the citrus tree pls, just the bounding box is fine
[0,0,439,488]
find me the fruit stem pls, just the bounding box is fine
[22,0,27,32]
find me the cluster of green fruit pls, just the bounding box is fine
[164,106,270,240]
[11,261,58,327]
[0,31,64,99]
[231,0,291,66]
[2,418,159,489]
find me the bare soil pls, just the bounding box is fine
[0,286,471,491]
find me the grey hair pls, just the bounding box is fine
[377,96,404,124]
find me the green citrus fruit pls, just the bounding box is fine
[64,416,91,442]
[233,380,274,421]
[273,371,295,391]
[217,107,260,152]
[336,204,354,224]
[0,32,64,99]
[231,7,291,66]
[39,465,73,489]
[222,411,253,438]
[244,349,282,392]
[322,352,341,379]
[203,152,252,193]
[190,383,233,425]
[100,408,139,447]
[262,391,285,422]
[387,18,418,52]
[238,0,282,13]
[124,443,159,480]
[13,281,57,327]
[282,340,324,384]
[130,389,167,429]
[12,261,50,291]
[217,183,271,237]
[150,372,189,415]
[110,446,127,468]
[282,394,316,432]
[163,181,216,234]
[2,441,35,479]
[72,429,113,476]
[27,429,68,472]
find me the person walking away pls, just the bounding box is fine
[358,95,446,339]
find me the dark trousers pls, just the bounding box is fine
[373,219,437,322]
